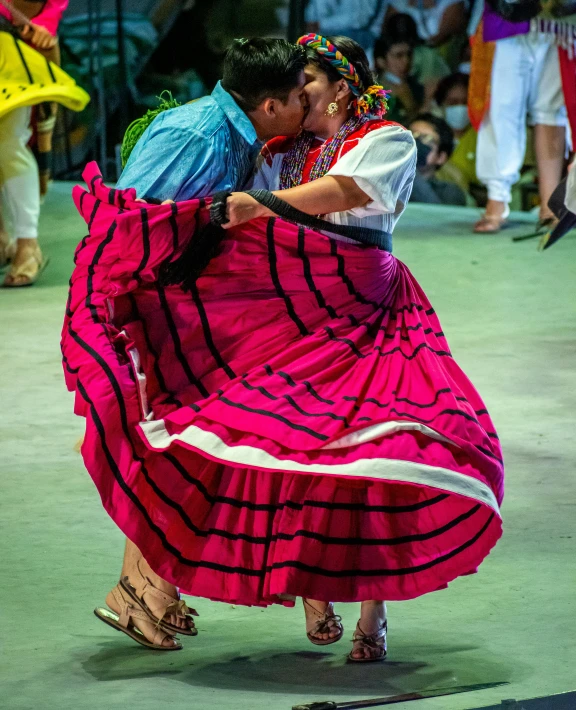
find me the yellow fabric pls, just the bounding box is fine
[437,127,478,196]
[0,31,89,119]
[450,127,477,185]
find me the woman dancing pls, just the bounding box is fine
[62,34,504,662]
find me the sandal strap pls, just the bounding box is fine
[311,614,343,635]
[131,563,197,621]
[111,585,156,629]
[304,600,342,631]
[352,621,387,647]
[109,584,176,647]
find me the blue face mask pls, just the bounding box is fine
[415,138,432,168]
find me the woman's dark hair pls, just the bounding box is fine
[305,35,375,93]
[383,13,422,45]
[413,112,455,158]
[434,72,469,107]
[373,35,413,62]
[222,38,306,112]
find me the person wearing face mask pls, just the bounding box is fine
[434,72,480,201]
[409,113,468,205]
[374,35,425,125]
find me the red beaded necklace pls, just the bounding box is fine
[279,116,367,190]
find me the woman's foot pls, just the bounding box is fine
[474,200,510,234]
[121,557,198,635]
[303,598,344,645]
[348,600,387,662]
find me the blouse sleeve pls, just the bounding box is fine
[326,124,417,218]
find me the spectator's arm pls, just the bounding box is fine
[427,1,466,47]
[28,0,69,36]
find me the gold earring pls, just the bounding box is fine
[325,102,339,117]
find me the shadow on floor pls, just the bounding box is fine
[81,640,511,697]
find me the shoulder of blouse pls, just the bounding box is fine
[261,135,298,165]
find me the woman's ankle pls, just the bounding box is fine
[359,601,387,628]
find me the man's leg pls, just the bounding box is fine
[475,36,531,231]
[529,38,567,219]
[0,107,42,285]
[111,538,190,633]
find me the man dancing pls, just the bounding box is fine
[90,37,309,649]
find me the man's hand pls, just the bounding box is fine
[222,193,273,229]
[20,23,57,50]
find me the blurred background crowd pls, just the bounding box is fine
[1,0,575,230]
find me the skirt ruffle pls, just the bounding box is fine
[62,163,504,605]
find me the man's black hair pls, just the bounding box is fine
[305,36,375,94]
[222,38,306,112]
[434,72,469,107]
[413,112,455,158]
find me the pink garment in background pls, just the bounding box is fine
[0,0,68,35]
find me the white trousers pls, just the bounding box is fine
[0,107,40,240]
[476,33,567,205]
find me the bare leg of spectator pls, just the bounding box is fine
[0,107,45,287]
[534,123,566,222]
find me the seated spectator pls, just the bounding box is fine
[383,12,450,107]
[374,35,424,125]
[409,113,467,206]
[305,0,388,64]
[434,72,480,200]
[384,0,467,48]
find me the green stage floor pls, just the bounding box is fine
[1,184,575,710]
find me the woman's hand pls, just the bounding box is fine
[222,193,273,229]
[20,23,57,50]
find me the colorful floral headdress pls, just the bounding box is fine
[297,33,389,118]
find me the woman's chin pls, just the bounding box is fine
[302,114,319,133]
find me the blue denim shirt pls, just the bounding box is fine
[116,82,261,201]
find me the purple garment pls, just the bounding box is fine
[482,3,530,41]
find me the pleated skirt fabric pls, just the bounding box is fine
[62,163,504,606]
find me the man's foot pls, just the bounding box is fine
[101,583,181,649]
[303,598,344,645]
[122,557,197,635]
[474,200,510,234]
[348,601,387,662]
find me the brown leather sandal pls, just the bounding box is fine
[0,239,16,271]
[2,248,49,287]
[473,206,510,234]
[94,583,182,651]
[120,561,198,636]
[303,599,344,646]
[347,620,388,663]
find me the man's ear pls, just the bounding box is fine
[436,151,448,167]
[375,57,386,71]
[258,97,276,118]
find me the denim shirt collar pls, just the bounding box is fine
[212,81,259,148]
